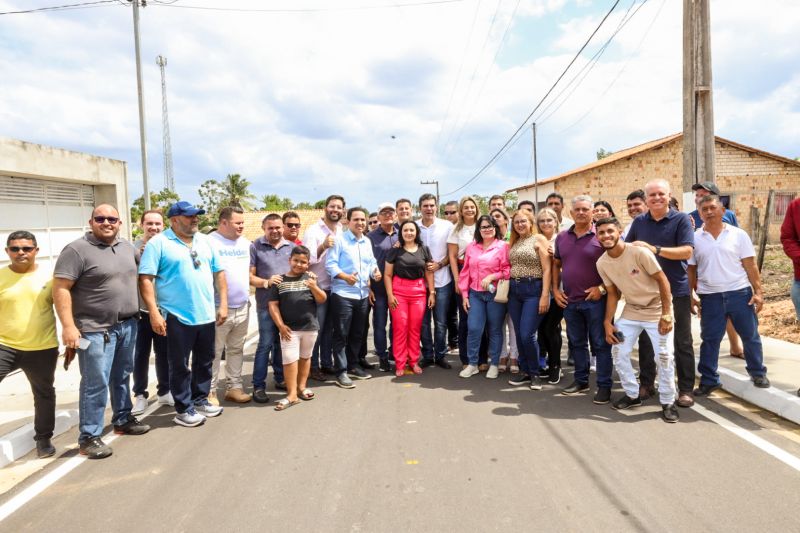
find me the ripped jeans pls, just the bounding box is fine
[612,317,675,405]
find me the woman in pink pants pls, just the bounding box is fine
[384,220,435,377]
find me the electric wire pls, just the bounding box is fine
[0,0,118,15]
[147,0,467,13]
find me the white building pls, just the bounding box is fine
[0,137,130,270]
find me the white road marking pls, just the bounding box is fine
[692,402,800,472]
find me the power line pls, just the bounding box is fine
[0,0,118,15]
[441,0,622,197]
[148,0,467,13]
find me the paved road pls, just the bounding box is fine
[2,352,800,532]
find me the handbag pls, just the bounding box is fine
[494,279,509,303]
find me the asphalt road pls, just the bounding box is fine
[2,351,800,532]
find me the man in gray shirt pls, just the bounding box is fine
[53,204,150,460]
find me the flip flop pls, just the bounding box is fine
[300,389,315,401]
[274,398,301,411]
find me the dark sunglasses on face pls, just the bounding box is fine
[190,250,201,269]
[93,216,120,224]
[8,246,36,253]
[444,211,456,215]
[286,223,301,229]
[479,225,494,230]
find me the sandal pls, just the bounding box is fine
[274,398,300,411]
[300,389,315,401]
[509,360,520,374]
[498,357,508,372]
[412,364,423,375]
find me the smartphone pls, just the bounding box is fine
[613,330,625,343]
[78,337,91,350]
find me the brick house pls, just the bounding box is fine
[242,209,325,243]
[507,133,800,241]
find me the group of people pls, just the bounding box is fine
[0,178,787,460]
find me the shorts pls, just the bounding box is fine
[279,329,318,365]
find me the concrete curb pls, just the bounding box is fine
[0,410,78,468]
[718,367,800,425]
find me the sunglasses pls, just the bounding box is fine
[190,250,201,269]
[93,216,120,224]
[286,223,301,229]
[368,220,378,225]
[479,225,494,231]
[443,211,456,215]
[8,246,36,253]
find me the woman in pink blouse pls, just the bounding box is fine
[457,215,510,379]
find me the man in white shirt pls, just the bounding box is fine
[546,193,574,231]
[688,195,770,395]
[417,193,454,369]
[209,206,252,404]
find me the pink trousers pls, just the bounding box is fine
[390,276,427,370]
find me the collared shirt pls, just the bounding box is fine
[209,231,251,308]
[689,208,738,229]
[457,239,510,294]
[138,228,222,326]
[303,218,342,290]
[250,236,293,308]
[688,224,755,295]
[625,208,694,297]
[554,225,604,304]
[367,225,399,293]
[326,231,378,300]
[559,216,575,231]
[417,217,454,288]
[54,232,139,332]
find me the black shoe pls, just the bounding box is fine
[693,383,721,396]
[321,366,337,375]
[435,358,452,369]
[379,359,392,372]
[547,367,562,385]
[347,367,372,380]
[359,358,376,370]
[566,355,575,366]
[562,381,589,396]
[274,381,287,391]
[662,403,680,423]
[419,359,434,369]
[537,367,550,379]
[113,416,151,435]
[253,389,269,403]
[509,374,531,386]
[612,395,643,410]
[752,375,770,388]
[309,369,327,382]
[593,387,612,405]
[79,436,112,459]
[36,438,55,458]
[530,376,543,391]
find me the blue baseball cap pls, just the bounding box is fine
[167,201,206,217]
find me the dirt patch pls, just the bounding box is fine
[758,246,798,344]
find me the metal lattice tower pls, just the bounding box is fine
[156,55,174,192]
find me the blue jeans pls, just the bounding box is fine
[466,289,506,365]
[330,293,370,373]
[372,287,393,361]
[792,280,800,320]
[311,291,334,370]
[132,312,170,397]
[166,316,215,414]
[76,318,137,443]
[421,282,453,362]
[699,287,767,386]
[254,308,284,388]
[563,299,612,388]
[507,278,545,376]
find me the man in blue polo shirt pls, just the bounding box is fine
[367,202,398,372]
[139,201,227,427]
[625,179,696,407]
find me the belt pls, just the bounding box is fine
[511,276,542,281]
[119,313,141,322]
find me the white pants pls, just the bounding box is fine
[212,303,250,390]
[612,318,676,405]
[500,314,518,360]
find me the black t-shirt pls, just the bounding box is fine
[266,273,319,331]
[386,246,432,280]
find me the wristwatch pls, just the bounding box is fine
[654,245,662,256]
[262,280,269,289]
[598,285,607,296]
[660,314,673,323]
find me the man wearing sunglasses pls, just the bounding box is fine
[282,211,303,245]
[139,201,228,428]
[1,231,59,458]
[54,205,149,459]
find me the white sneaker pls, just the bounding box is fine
[173,409,206,427]
[195,402,223,418]
[459,365,479,378]
[486,365,499,379]
[131,395,148,415]
[157,392,175,406]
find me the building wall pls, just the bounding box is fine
[243,209,325,243]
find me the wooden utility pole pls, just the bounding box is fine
[532,123,539,208]
[420,179,440,206]
[682,0,715,194]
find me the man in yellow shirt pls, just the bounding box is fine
[0,231,59,458]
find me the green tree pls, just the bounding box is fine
[313,199,326,209]
[260,194,294,211]
[294,201,315,210]
[596,148,611,160]
[220,173,257,210]
[129,188,180,239]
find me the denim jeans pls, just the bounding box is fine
[311,291,334,370]
[466,289,506,366]
[562,299,612,388]
[792,280,800,321]
[330,293,370,373]
[372,287,393,361]
[421,282,453,362]
[254,308,284,388]
[638,295,695,392]
[507,278,545,376]
[76,318,137,443]
[612,318,675,404]
[0,345,58,441]
[132,312,170,398]
[698,287,767,386]
[166,315,215,414]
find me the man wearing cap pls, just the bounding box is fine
[54,205,150,459]
[689,182,739,229]
[367,202,398,372]
[139,201,227,428]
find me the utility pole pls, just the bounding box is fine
[420,179,440,206]
[682,0,715,196]
[130,0,151,209]
[532,123,539,208]
[156,55,174,192]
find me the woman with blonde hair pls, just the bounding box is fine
[447,196,480,367]
[535,208,564,383]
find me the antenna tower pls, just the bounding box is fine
[156,55,174,191]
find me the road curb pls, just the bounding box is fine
[0,410,79,469]
[718,367,800,425]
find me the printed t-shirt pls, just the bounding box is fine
[597,245,664,322]
[267,273,319,331]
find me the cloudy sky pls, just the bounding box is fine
[1,0,798,210]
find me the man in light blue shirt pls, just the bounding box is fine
[139,201,227,427]
[326,206,381,388]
